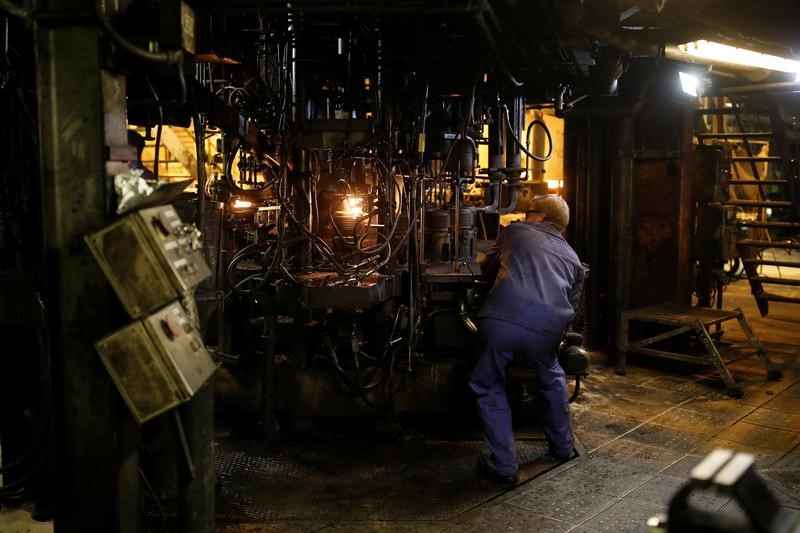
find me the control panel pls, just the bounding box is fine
[695,204,739,261]
[138,205,212,294]
[95,301,217,423]
[86,204,211,318]
[144,302,216,396]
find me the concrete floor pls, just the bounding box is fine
[3,277,800,532]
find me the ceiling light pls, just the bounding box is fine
[674,40,800,75]
[679,71,699,97]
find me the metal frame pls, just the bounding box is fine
[616,303,781,397]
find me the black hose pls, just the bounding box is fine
[226,242,276,295]
[323,307,408,411]
[473,12,524,87]
[525,118,554,162]
[223,140,275,198]
[144,77,164,181]
[504,105,553,163]
[94,0,181,65]
[568,375,581,403]
[324,334,385,395]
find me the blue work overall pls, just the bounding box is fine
[469,318,573,477]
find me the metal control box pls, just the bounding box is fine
[95,302,217,424]
[86,205,211,318]
[693,145,731,204]
[695,204,739,261]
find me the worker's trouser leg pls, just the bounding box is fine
[469,318,573,476]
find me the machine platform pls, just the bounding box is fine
[617,303,782,397]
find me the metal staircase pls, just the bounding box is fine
[696,92,800,315]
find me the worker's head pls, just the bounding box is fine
[526,194,570,232]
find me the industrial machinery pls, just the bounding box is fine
[105,3,586,429]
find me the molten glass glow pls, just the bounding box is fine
[546,179,563,190]
[233,199,253,209]
[677,40,800,75]
[342,196,365,218]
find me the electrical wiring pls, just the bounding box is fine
[215,85,250,108]
[315,150,409,276]
[93,0,186,101]
[279,192,348,274]
[343,166,422,282]
[225,201,288,295]
[326,186,406,276]
[94,0,178,63]
[310,148,322,234]
[322,304,408,411]
[525,116,554,163]
[324,334,387,395]
[224,140,279,197]
[503,104,553,162]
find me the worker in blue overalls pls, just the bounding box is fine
[470,194,585,489]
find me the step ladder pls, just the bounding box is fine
[696,93,800,315]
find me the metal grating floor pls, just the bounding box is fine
[215,435,563,524]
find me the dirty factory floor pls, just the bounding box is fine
[208,278,800,532]
[2,277,800,532]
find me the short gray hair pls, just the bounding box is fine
[530,194,570,232]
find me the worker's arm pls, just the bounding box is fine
[568,263,586,313]
[480,230,505,281]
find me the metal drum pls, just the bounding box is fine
[450,207,477,261]
[425,209,451,264]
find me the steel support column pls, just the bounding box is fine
[34,4,139,531]
[178,380,215,533]
[610,116,634,361]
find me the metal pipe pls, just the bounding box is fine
[483,180,520,214]
[453,179,460,271]
[195,1,489,15]
[499,187,519,214]
[458,300,478,334]
[419,177,426,263]
[261,311,278,434]
[721,80,800,94]
[505,94,523,180]
[610,115,635,360]
[193,109,207,242]
[488,94,504,173]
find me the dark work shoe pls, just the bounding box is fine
[548,447,576,463]
[476,459,518,490]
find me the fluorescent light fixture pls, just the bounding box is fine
[676,40,800,75]
[679,71,699,96]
